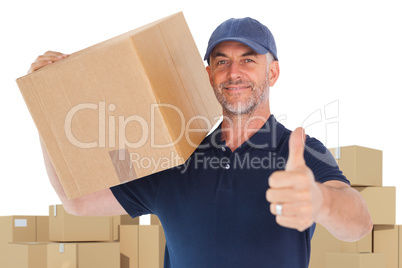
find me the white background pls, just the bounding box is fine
[0,0,400,225]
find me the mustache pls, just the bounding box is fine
[218,79,254,89]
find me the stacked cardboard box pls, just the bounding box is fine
[0,216,38,267]
[120,214,166,268]
[48,204,142,267]
[0,207,166,267]
[310,145,399,268]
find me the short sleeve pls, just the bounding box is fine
[304,137,350,185]
[110,171,163,218]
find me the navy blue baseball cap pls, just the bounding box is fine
[204,17,278,64]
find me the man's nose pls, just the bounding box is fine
[228,62,242,80]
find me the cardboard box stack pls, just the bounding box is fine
[0,205,167,267]
[121,214,166,268]
[0,216,37,267]
[310,145,400,268]
[16,11,221,200]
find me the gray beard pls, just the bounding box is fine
[213,77,270,116]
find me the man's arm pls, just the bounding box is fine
[31,51,127,217]
[267,128,373,242]
[316,180,372,241]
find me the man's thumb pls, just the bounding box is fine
[285,127,306,171]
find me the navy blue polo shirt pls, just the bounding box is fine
[110,115,349,268]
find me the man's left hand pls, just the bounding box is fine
[266,127,324,232]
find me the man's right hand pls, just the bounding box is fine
[28,51,68,74]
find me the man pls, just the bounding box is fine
[29,17,372,267]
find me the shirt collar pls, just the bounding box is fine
[199,114,285,152]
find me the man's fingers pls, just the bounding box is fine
[268,170,310,189]
[28,52,68,74]
[266,188,309,203]
[275,214,313,232]
[43,50,66,56]
[270,202,313,217]
[286,127,306,171]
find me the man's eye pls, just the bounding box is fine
[244,59,254,63]
[217,60,227,65]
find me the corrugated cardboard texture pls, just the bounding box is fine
[112,214,139,241]
[47,243,78,268]
[47,242,120,268]
[332,145,382,186]
[16,12,221,199]
[139,225,165,268]
[309,223,342,268]
[0,216,36,244]
[49,205,112,242]
[326,253,386,268]
[120,225,139,268]
[36,216,49,242]
[341,230,372,253]
[150,214,162,226]
[7,242,48,268]
[399,226,402,268]
[373,225,399,268]
[354,187,396,225]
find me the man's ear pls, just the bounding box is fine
[268,61,280,87]
[206,65,213,86]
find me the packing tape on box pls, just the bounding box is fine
[54,205,57,217]
[335,147,341,160]
[109,148,136,183]
[59,243,65,253]
[14,219,27,227]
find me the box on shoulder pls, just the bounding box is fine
[47,242,120,268]
[16,12,221,199]
[49,204,113,242]
[325,253,385,268]
[329,145,382,186]
[353,187,396,225]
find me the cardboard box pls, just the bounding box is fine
[47,242,120,268]
[49,204,112,241]
[0,216,36,244]
[6,242,48,268]
[399,226,402,268]
[139,225,165,268]
[326,253,385,268]
[36,216,49,242]
[120,225,139,268]
[150,214,162,226]
[112,214,139,241]
[354,187,396,225]
[373,225,400,268]
[330,145,382,186]
[16,12,221,199]
[309,223,342,268]
[341,230,372,253]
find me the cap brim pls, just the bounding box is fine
[204,37,270,63]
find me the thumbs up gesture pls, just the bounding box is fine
[266,127,324,232]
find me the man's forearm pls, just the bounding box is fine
[40,139,77,213]
[316,181,373,242]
